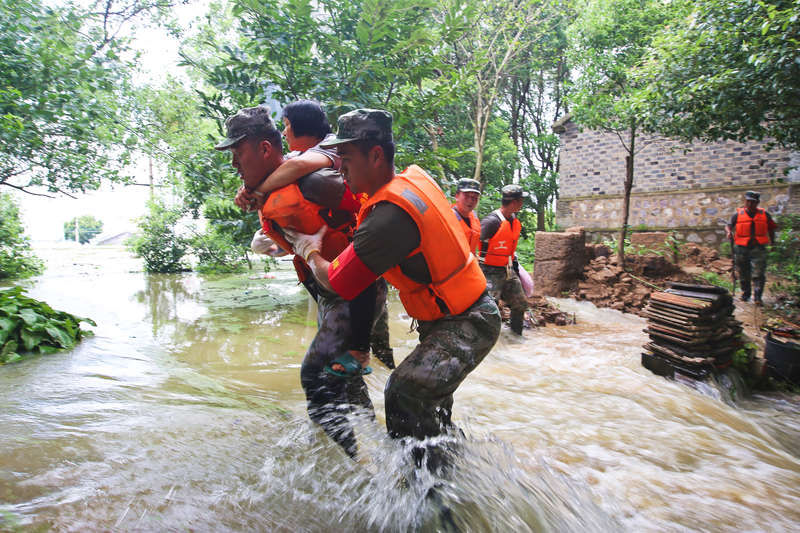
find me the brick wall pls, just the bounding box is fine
[554,118,800,246]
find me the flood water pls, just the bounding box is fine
[1,246,799,532]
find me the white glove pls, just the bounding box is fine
[250,230,275,255]
[283,226,326,261]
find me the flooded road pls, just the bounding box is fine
[1,246,799,531]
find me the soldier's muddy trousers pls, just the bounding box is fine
[482,264,527,334]
[735,244,767,300]
[300,280,387,458]
[384,292,500,462]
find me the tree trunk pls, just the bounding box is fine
[537,204,546,231]
[423,125,446,183]
[617,124,636,265]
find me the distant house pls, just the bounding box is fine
[93,231,133,246]
[552,115,800,245]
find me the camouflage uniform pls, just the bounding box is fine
[369,279,395,369]
[300,278,388,458]
[481,264,527,334]
[735,244,768,301]
[384,292,500,446]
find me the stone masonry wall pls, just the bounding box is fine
[554,119,800,246]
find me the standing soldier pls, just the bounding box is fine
[479,185,529,335]
[725,190,778,305]
[286,109,500,472]
[452,178,482,256]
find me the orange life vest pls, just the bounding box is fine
[452,204,480,255]
[483,210,521,267]
[258,172,357,281]
[734,207,770,246]
[357,165,486,321]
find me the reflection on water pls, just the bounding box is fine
[0,246,798,531]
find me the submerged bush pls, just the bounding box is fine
[128,199,189,273]
[0,286,95,364]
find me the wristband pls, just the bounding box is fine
[304,249,320,262]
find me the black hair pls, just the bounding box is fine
[246,125,282,152]
[353,139,396,166]
[281,100,332,139]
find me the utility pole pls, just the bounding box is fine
[149,157,154,200]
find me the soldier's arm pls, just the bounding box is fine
[726,213,737,239]
[479,213,501,258]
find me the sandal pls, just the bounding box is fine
[324,351,373,378]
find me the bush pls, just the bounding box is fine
[128,200,189,273]
[767,214,800,303]
[694,271,734,292]
[0,193,43,280]
[0,286,95,364]
[191,225,250,274]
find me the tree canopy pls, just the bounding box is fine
[636,0,800,150]
[0,0,138,197]
[63,215,104,244]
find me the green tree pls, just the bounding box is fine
[0,193,43,280]
[439,0,549,183]
[503,5,571,231]
[0,0,189,198]
[567,0,677,263]
[63,215,104,244]
[637,0,800,150]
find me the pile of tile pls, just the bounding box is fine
[641,282,743,380]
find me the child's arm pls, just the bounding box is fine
[254,150,333,197]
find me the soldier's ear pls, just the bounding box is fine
[369,145,383,166]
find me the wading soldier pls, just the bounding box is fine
[286,109,500,471]
[452,178,482,256]
[215,106,386,458]
[479,184,529,335]
[725,190,777,304]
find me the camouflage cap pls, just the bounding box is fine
[744,190,760,201]
[214,106,278,150]
[319,108,393,148]
[456,178,481,194]
[501,184,529,201]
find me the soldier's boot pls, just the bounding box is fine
[510,309,524,335]
[753,279,765,305]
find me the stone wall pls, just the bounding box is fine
[553,117,800,246]
[532,227,587,296]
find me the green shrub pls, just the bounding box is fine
[767,214,800,303]
[0,193,43,280]
[516,237,535,271]
[128,200,189,273]
[0,286,95,364]
[694,271,734,292]
[191,225,249,274]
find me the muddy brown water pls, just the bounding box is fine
[1,246,798,532]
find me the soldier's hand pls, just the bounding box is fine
[234,186,252,211]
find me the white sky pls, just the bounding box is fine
[14,1,206,243]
